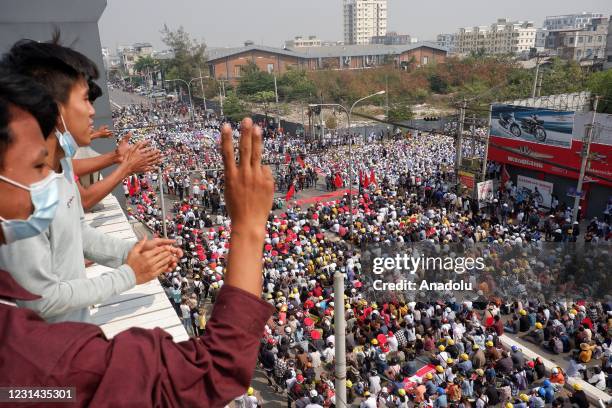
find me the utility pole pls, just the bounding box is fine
[455,100,466,191]
[219,86,224,117]
[531,55,540,98]
[198,66,207,112]
[572,96,599,223]
[158,167,167,238]
[385,75,389,120]
[536,71,543,97]
[481,105,493,181]
[470,114,476,157]
[274,74,280,133]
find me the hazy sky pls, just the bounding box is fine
[99,0,611,50]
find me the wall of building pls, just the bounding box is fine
[209,50,306,82]
[0,0,124,201]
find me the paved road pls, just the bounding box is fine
[109,88,151,108]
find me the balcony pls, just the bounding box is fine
[85,194,188,341]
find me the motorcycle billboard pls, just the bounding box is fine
[487,107,612,188]
[516,175,554,208]
[491,104,574,148]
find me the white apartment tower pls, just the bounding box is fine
[344,0,388,45]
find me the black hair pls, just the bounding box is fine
[87,79,103,102]
[0,70,59,169]
[1,32,99,105]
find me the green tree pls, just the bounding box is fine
[388,102,414,122]
[160,25,207,95]
[133,55,158,74]
[540,58,587,95]
[587,69,612,113]
[223,92,247,121]
[428,73,449,94]
[278,68,316,101]
[237,61,274,96]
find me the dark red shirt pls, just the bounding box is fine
[0,270,274,407]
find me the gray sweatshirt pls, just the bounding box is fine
[0,158,135,322]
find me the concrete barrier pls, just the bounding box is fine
[500,335,611,406]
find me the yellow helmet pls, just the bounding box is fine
[436,365,444,373]
[535,322,543,329]
[460,353,469,361]
[519,309,527,316]
[425,373,433,380]
[398,388,406,396]
[506,403,513,408]
[572,383,582,391]
[247,387,254,396]
[472,344,480,350]
[438,345,446,352]
[447,339,455,346]
[486,341,494,347]
[371,339,378,345]
[446,358,454,364]
[476,369,484,377]
[346,380,353,388]
[519,394,529,402]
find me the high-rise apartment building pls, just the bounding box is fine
[543,12,605,31]
[343,0,387,45]
[455,19,536,55]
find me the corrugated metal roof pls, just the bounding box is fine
[206,44,305,61]
[206,42,447,61]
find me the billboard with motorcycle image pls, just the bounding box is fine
[491,104,575,148]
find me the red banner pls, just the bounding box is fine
[487,136,612,187]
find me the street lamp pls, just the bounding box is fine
[165,78,193,120]
[308,89,384,408]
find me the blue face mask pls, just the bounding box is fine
[0,171,61,244]
[55,114,79,158]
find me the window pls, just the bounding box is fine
[422,56,429,65]
[234,65,242,78]
[267,63,274,73]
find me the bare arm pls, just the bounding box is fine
[78,144,161,210]
[72,152,120,177]
[221,118,274,297]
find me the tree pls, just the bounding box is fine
[160,25,207,95]
[278,68,316,101]
[324,114,338,130]
[587,69,612,113]
[223,92,248,121]
[237,61,274,96]
[388,102,414,122]
[134,56,158,74]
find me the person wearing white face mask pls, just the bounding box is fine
[0,71,277,407]
[0,40,181,323]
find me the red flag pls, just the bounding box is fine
[363,171,370,188]
[133,176,141,194]
[284,153,291,164]
[358,170,363,186]
[334,174,343,188]
[501,164,510,187]
[297,156,305,168]
[369,170,377,186]
[126,178,134,197]
[285,184,296,201]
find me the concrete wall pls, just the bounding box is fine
[0,0,123,202]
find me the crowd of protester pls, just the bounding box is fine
[112,99,611,407]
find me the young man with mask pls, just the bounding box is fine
[0,41,180,323]
[0,72,276,407]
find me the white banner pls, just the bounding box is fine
[516,175,554,208]
[477,180,495,208]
